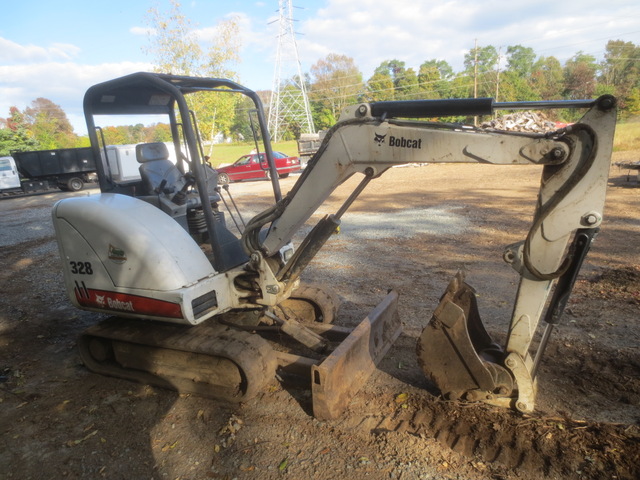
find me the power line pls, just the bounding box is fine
[268,0,314,141]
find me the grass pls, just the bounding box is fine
[207,140,299,167]
[613,119,640,152]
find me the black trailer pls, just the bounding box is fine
[11,147,97,192]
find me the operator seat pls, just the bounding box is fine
[135,142,244,270]
[136,142,186,195]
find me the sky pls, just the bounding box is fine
[1,0,639,134]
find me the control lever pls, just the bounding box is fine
[171,173,197,205]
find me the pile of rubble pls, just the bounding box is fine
[481,111,560,133]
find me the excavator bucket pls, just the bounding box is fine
[416,272,514,402]
[311,291,401,420]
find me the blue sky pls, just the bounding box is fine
[1,0,639,134]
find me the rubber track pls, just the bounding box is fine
[79,316,277,402]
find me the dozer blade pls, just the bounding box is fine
[416,272,514,403]
[79,317,277,402]
[311,290,402,420]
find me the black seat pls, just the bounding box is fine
[136,143,186,195]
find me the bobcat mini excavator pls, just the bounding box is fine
[52,72,616,419]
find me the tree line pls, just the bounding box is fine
[1,0,638,154]
[0,100,174,156]
[305,40,640,134]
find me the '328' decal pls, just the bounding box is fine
[69,261,93,275]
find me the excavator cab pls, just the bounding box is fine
[78,73,284,272]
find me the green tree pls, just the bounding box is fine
[365,59,414,101]
[497,70,537,101]
[147,123,173,142]
[600,40,640,109]
[418,60,453,98]
[563,52,598,99]
[230,96,256,142]
[530,56,564,99]
[448,74,474,99]
[396,67,420,100]
[363,71,395,102]
[143,2,242,156]
[464,44,499,98]
[0,107,38,155]
[101,126,128,145]
[144,0,201,75]
[309,53,363,128]
[197,15,242,152]
[506,45,536,78]
[24,98,77,149]
[625,86,640,117]
[375,59,407,86]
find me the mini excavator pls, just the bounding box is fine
[52,72,616,419]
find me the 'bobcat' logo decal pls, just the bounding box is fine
[374,133,386,146]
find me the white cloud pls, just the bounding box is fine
[1,0,638,135]
[0,37,81,63]
[294,0,640,79]
[130,26,154,36]
[0,61,153,134]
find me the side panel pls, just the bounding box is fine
[53,193,216,290]
[13,148,96,177]
[52,193,238,324]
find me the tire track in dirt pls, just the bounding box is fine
[344,398,639,479]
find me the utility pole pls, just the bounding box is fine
[495,46,502,119]
[473,38,478,126]
[268,0,315,142]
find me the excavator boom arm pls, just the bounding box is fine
[243,95,617,411]
[254,97,614,258]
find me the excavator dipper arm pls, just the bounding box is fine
[243,95,617,412]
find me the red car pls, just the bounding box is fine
[216,151,301,184]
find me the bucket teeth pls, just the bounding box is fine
[416,272,514,401]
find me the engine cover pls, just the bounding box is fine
[52,193,228,324]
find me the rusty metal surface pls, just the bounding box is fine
[416,272,513,402]
[311,291,402,420]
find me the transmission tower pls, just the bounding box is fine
[268,0,315,142]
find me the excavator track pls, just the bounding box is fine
[78,316,277,402]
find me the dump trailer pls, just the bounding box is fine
[6,147,97,193]
[297,131,325,168]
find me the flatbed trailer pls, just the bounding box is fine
[615,161,640,183]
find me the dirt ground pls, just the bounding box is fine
[0,152,638,480]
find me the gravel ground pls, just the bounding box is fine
[1,160,638,480]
